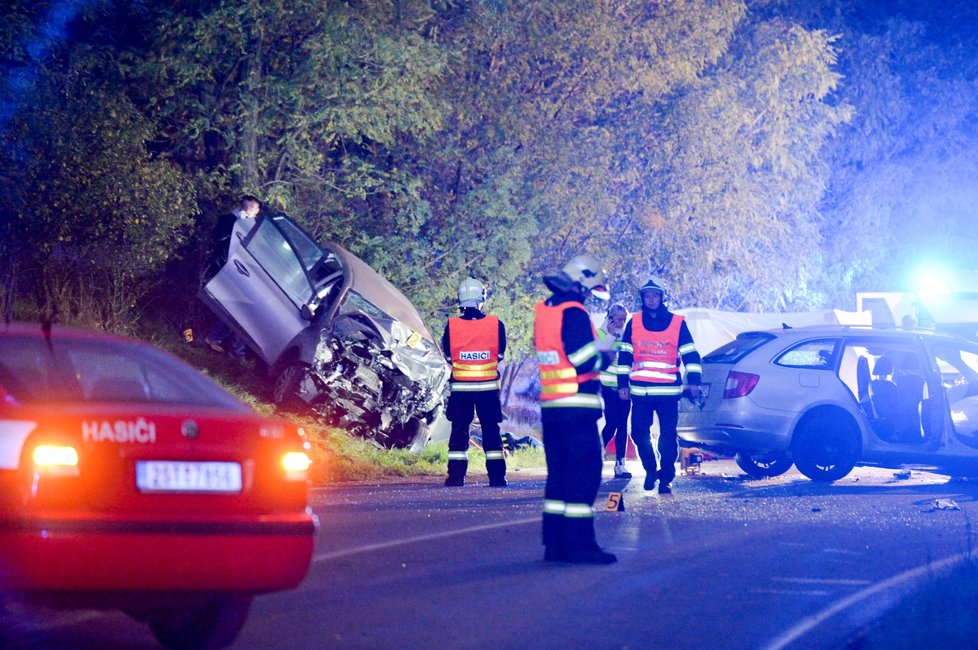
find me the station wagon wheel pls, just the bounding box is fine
[735,451,793,478]
[148,595,252,650]
[792,411,860,483]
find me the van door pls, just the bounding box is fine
[202,216,316,366]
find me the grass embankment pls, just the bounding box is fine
[157,331,545,484]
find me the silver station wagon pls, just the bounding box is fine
[678,325,978,481]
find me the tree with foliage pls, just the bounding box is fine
[760,0,978,306]
[644,18,852,310]
[420,0,749,342]
[0,2,195,332]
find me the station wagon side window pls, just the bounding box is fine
[774,338,839,370]
[245,218,313,308]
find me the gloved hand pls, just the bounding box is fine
[681,386,705,409]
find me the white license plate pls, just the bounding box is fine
[136,461,242,494]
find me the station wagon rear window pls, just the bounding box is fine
[703,332,775,364]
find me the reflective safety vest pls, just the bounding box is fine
[448,316,500,391]
[629,313,684,391]
[597,328,628,388]
[534,301,601,409]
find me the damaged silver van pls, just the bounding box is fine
[200,212,450,451]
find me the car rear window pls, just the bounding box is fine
[0,335,247,410]
[702,332,776,364]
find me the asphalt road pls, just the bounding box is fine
[5,460,978,649]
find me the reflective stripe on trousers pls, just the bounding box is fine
[542,499,593,518]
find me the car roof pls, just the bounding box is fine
[322,242,435,343]
[0,321,134,343]
[740,324,968,343]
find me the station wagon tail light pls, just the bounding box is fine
[281,451,312,481]
[723,371,759,399]
[32,445,80,476]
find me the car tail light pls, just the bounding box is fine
[32,445,80,476]
[723,371,759,399]
[281,451,312,481]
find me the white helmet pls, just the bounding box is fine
[561,255,610,300]
[457,278,487,307]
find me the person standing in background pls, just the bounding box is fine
[442,278,508,487]
[598,303,632,478]
[617,278,701,494]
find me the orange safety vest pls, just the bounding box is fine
[448,316,500,391]
[629,313,684,385]
[534,301,601,408]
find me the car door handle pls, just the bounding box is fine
[233,260,251,277]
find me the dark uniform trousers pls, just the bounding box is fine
[446,389,505,481]
[541,409,603,554]
[600,386,631,460]
[631,394,680,485]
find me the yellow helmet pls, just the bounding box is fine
[457,278,487,307]
[561,255,610,300]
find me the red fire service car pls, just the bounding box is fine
[0,322,318,648]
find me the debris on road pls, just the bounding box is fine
[929,498,961,511]
[893,469,912,480]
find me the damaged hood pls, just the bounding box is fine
[314,244,451,428]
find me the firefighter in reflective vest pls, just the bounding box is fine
[442,278,508,487]
[598,303,632,478]
[535,255,618,564]
[617,278,701,494]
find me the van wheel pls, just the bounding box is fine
[385,417,428,451]
[792,411,860,482]
[272,360,309,411]
[735,451,793,478]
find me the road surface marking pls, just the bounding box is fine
[313,517,538,562]
[751,588,831,597]
[821,547,863,555]
[772,577,872,586]
[761,549,977,650]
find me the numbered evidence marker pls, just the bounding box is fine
[605,492,624,512]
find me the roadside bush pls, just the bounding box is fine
[2,83,195,333]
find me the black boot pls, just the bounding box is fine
[544,545,566,562]
[643,473,656,491]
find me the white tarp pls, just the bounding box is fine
[591,307,871,357]
[674,307,872,356]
